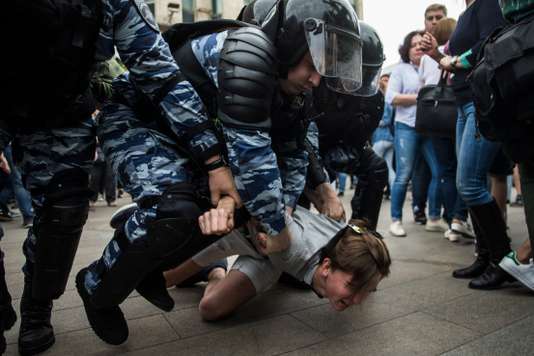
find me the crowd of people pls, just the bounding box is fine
[1,0,533,355]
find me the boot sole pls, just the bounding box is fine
[19,335,55,356]
[76,268,129,345]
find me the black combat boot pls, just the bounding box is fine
[136,268,174,312]
[452,216,489,279]
[76,268,128,345]
[1,256,17,355]
[467,200,514,290]
[18,280,55,355]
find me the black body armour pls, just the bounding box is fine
[470,16,534,161]
[6,0,103,129]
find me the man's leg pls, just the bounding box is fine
[411,153,431,224]
[76,109,220,344]
[1,227,17,355]
[15,119,95,355]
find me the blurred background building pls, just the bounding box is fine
[151,0,364,31]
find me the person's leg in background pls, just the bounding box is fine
[411,155,431,225]
[488,148,515,223]
[0,146,34,227]
[430,136,468,241]
[455,102,512,290]
[337,173,346,197]
[89,157,105,205]
[420,137,447,233]
[104,157,117,207]
[511,164,523,206]
[390,122,420,237]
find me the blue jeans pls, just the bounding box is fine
[391,122,442,221]
[372,140,395,188]
[337,173,346,194]
[0,146,33,218]
[456,102,501,206]
[431,137,468,223]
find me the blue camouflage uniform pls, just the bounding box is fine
[84,29,309,293]
[0,0,190,281]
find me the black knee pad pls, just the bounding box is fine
[90,183,211,308]
[32,169,89,300]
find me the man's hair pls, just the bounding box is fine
[398,30,425,63]
[322,220,391,293]
[424,3,447,17]
[432,18,457,46]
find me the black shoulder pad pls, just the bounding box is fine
[217,27,278,130]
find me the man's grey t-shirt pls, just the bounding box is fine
[192,207,344,293]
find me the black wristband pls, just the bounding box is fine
[205,156,228,172]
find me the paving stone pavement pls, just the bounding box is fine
[2,192,533,356]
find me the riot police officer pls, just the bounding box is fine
[4,1,242,354]
[75,0,364,346]
[304,22,389,230]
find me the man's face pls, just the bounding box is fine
[321,261,382,311]
[424,10,445,32]
[279,52,322,96]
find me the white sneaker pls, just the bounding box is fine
[499,252,534,291]
[389,221,406,237]
[444,229,461,242]
[451,221,475,239]
[425,218,449,232]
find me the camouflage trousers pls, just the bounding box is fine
[0,119,96,278]
[83,102,194,293]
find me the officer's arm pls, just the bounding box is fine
[275,132,309,213]
[223,127,286,237]
[113,1,221,165]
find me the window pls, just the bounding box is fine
[182,0,195,23]
[211,0,222,19]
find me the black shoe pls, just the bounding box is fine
[18,286,55,356]
[414,211,427,225]
[76,268,128,345]
[1,302,17,354]
[452,258,489,279]
[468,263,516,290]
[1,302,17,331]
[136,270,174,312]
[337,191,344,197]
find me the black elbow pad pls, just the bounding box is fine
[217,27,278,131]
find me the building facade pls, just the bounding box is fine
[152,0,363,30]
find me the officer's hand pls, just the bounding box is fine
[208,166,242,208]
[198,197,236,236]
[0,154,11,175]
[253,228,291,256]
[316,183,345,221]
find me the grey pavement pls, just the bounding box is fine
[2,192,533,356]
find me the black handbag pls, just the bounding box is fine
[415,70,457,138]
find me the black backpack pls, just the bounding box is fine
[470,15,534,161]
[5,0,102,129]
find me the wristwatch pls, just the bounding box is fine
[205,155,228,172]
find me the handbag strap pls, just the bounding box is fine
[438,69,449,87]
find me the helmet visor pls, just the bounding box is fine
[352,65,382,96]
[305,18,363,94]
